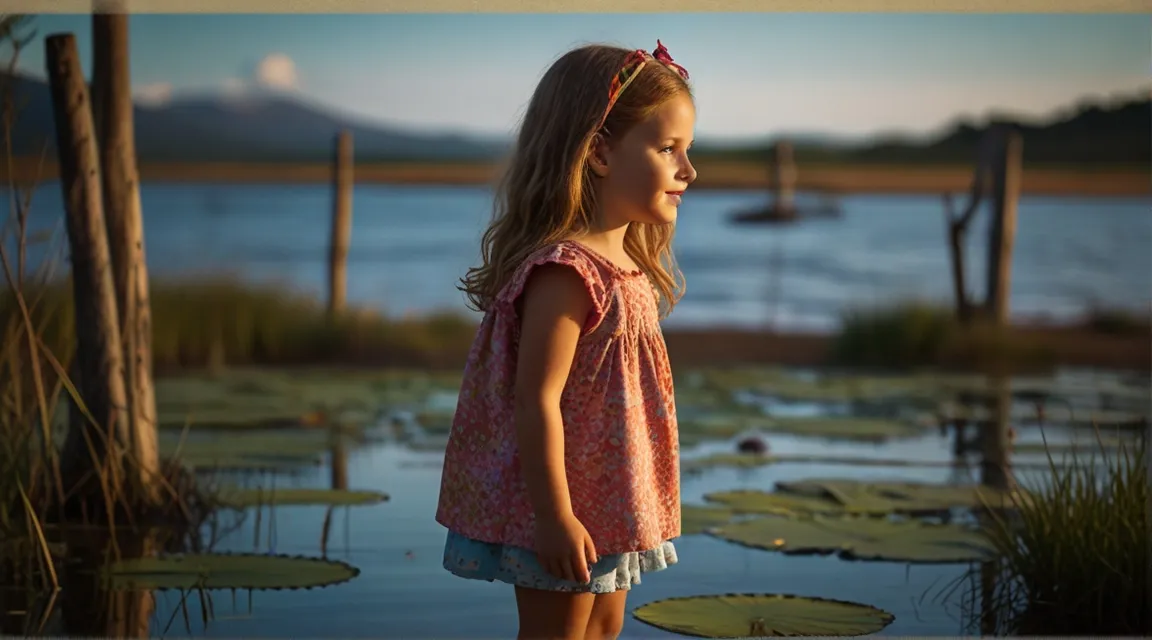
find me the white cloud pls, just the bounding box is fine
[133,82,173,107]
[254,53,299,91]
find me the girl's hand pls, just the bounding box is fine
[534,512,599,583]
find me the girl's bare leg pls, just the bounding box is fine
[514,586,596,640]
[584,591,628,640]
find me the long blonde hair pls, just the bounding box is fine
[458,43,691,319]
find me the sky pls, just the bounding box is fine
[7,13,1150,141]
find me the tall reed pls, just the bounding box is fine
[952,428,1149,635]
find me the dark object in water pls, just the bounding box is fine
[729,189,842,225]
[737,436,769,454]
[730,200,842,225]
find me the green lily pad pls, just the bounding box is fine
[705,479,1015,517]
[704,489,849,516]
[775,478,1015,512]
[632,592,895,638]
[408,436,450,452]
[681,505,736,535]
[162,431,340,458]
[679,415,758,438]
[711,515,996,563]
[682,452,1067,472]
[683,453,775,473]
[171,452,321,472]
[154,369,403,430]
[103,552,360,591]
[214,488,389,508]
[415,411,456,434]
[1013,436,1136,456]
[161,430,346,471]
[994,378,1147,403]
[937,402,1146,428]
[761,417,928,441]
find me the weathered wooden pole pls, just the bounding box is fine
[327,130,353,318]
[986,126,1021,327]
[770,139,796,219]
[980,125,1022,492]
[47,33,131,493]
[92,11,162,503]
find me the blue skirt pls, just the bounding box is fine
[442,530,678,594]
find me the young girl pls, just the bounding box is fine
[435,40,697,640]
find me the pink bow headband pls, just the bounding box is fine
[597,40,689,131]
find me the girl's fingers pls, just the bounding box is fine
[585,536,598,566]
[573,553,590,583]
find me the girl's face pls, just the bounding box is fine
[592,92,698,228]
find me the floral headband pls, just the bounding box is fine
[597,40,689,132]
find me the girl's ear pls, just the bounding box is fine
[587,132,611,178]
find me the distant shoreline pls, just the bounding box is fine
[3,159,1148,197]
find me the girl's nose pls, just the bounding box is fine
[680,158,697,184]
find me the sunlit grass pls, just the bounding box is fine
[831,300,1058,372]
[1,277,478,372]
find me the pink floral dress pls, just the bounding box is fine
[435,240,681,592]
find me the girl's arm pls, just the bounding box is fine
[513,262,590,524]
[513,262,599,582]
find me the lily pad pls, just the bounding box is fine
[214,488,389,508]
[775,478,1015,512]
[681,452,1065,472]
[103,552,360,591]
[1013,436,1135,456]
[681,505,736,535]
[711,515,996,563]
[161,430,345,471]
[747,371,964,405]
[705,479,1015,517]
[704,489,850,516]
[408,436,450,452]
[937,402,1146,428]
[679,415,758,438]
[171,452,322,472]
[154,369,408,430]
[415,411,456,434]
[760,417,928,441]
[632,592,894,638]
[683,453,775,473]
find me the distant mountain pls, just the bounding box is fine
[0,72,508,163]
[2,70,1148,167]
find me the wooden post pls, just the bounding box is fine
[92,12,161,503]
[980,126,1021,492]
[328,130,353,318]
[942,128,1003,325]
[770,140,796,218]
[981,375,1014,490]
[47,33,131,491]
[986,127,1021,326]
[943,194,973,324]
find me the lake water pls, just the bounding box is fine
[6,182,1151,331]
[148,432,993,639]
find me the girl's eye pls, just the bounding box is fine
[660,146,674,154]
